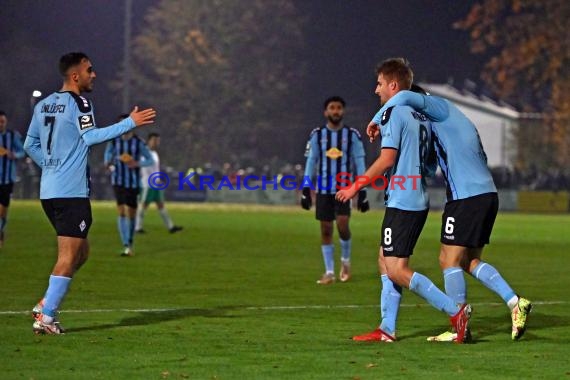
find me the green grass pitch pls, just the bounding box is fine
[0,201,568,379]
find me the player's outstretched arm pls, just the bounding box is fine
[336,148,397,202]
[130,106,156,127]
[81,107,157,147]
[371,91,449,125]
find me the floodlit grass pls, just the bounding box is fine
[0,201,568,379]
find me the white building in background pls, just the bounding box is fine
[420,83,520,168]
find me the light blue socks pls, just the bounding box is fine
[380,274,402,335]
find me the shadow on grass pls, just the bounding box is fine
[68,305,243,333]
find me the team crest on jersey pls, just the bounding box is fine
[326,147,343,159]
[78,114,94,130]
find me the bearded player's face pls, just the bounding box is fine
[324,101,344,125]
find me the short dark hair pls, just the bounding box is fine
[323,96,346,110]
[0,111,6,117]
[376,58,413,90]
[59,52,90,76]
[148,132,160,139]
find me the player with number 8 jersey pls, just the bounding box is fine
[369,81,532,342]
[336,58,471,344]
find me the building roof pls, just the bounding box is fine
[420,82,521,120]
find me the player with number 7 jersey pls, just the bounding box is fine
[26,91,135,199]
[24,52,156,335]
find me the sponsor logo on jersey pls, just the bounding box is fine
[120,153,134,163]
[325,147,343,159]
[78,114,94,130]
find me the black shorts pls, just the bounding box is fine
[316,193,351,221]
[41,198,92,239]
[0,183,14,207]
[381,207,428,257]
[113,186,140,208]
[441,192,498,248]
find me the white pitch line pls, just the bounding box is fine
[244,300,566,311]
[0,300,566,315]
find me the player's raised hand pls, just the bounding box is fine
[366,121,379,142]
[130,106,157,127]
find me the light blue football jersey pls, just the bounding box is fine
[378,105,433,211]
[372,91,497,201]
[25,91,136,199]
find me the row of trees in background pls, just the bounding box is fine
[121,0,569,172]
[118,0,306,168]
[456,0,570,170]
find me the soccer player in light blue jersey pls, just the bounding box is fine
[104,115,154,257]
[24,52,156,334]
[302,96,368,285]
[0,111,25,248]
[337,58,471,343]
[368,87,532,341]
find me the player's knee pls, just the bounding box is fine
[338,228,351,241]
[385,267,404,287]
[438,253,446,270]
[439,249,463,269]
[53,259,75,277]
[321,226,333,239]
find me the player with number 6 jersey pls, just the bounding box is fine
[336,58,471,343]
[369,87,532,342]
